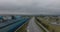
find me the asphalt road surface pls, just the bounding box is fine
[27,17,43,32]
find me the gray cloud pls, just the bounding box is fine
[0,0,60,15]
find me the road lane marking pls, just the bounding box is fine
[27,29,30,32]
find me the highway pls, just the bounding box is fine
[0,17,44,32]
[27,17,43,32]
[0,17,30,32]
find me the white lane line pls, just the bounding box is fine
[27,24,30,32]
[27,29,30,32]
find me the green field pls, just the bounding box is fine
[37,16,60,32]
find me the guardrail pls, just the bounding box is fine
[15,19,29,32]
[0,17,30,32]
[35,17,49,32]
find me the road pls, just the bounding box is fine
[0,18,21,28]
[0,18,29,32]
[27,17,43,32]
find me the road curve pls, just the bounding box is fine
[26,17,43,32]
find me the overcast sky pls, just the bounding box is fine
[0,0,60,15]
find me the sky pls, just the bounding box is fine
[0,0,60,15]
